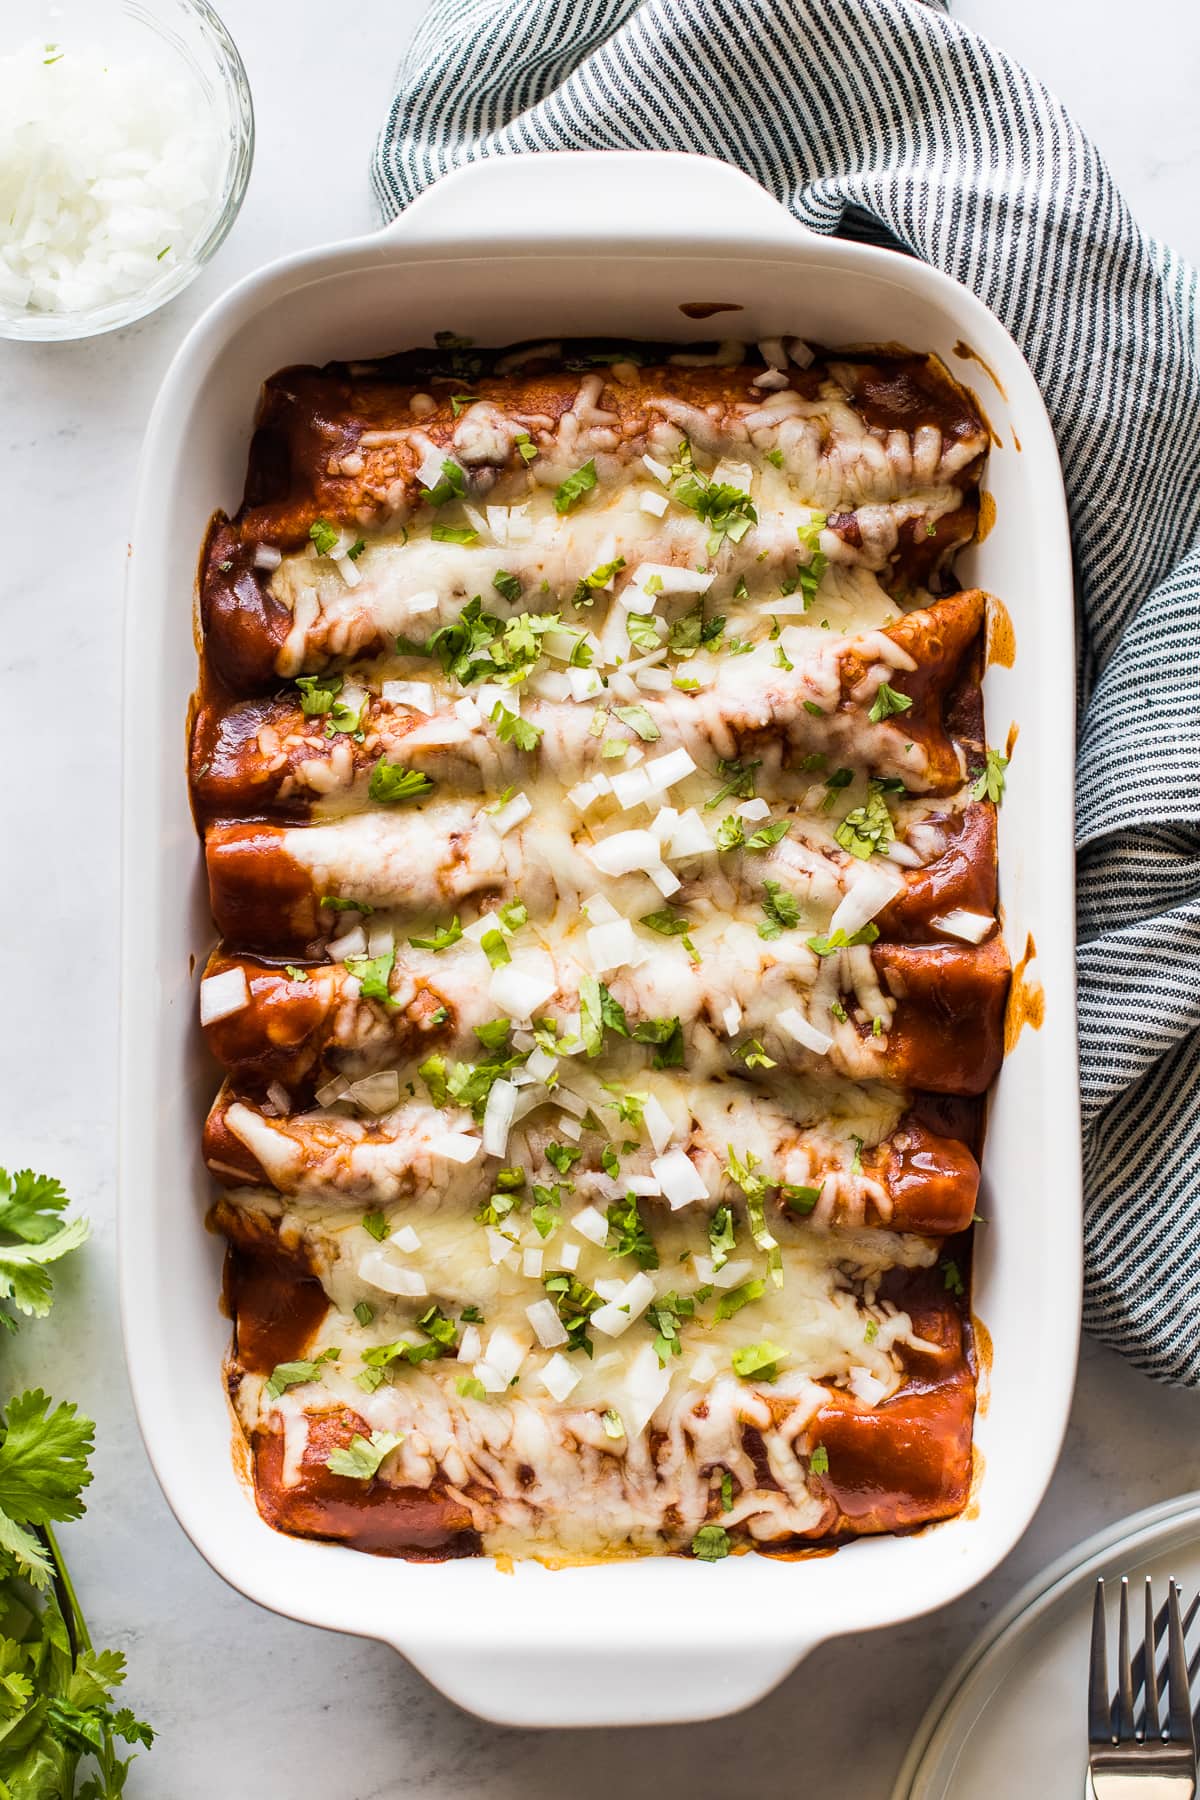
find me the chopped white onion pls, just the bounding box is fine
[668,809,713,858]
[786,336,815,367]
[357,1250,427,1298]
[453,696,482,728]
[485,505,510,546]
[428,1132,482,1164]
[722,999,742,1037]
[525,1046,558,1084]
[778,1006,834,1056]
[629,563,714,596]
[582,891,620,923]
[254,544,282,571]
[559,1241,581,1272]
[639,490,669,517]
[415,445,448,490]
[642,453,671,485]
[625,1341,672,1437]
[641,1093,675,1154]
[587,918,647,974]
[486,1226,517,1265]
[586,828,662,878]
[689,1349,718,1383]
[885,839,924,869]
[558,1115,582,1142]
[482,1327,527,1383]
[624,1174,663,1197]
[199,967,249,1026]
[930,908,995,944]
[826,862,905,941]
[388,1224,421,1253]
[643,747,697,795]
[652,1149,709,1210]
[648,862,682,898]
[489,961,557,1019]
[328,924,368,961]
[540,1352,582,1402]
[265,1081,291,1115]
[490,791,532,838]
[366,922,395,958]
[482,1078,518,1156]
[346,1069,402,1114]
[712,1257,755,1291]
[522,1247,544,1280]
[571,1206,609,1247]
[591,1272,656,1338]
[737,797,771,821]
[526,1298,569,1349]
[610,766,653,810]
[381,679,435,714]
[457,1325,482,1363]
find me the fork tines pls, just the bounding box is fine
[1089,1575,1198,1789]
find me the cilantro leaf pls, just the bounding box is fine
[834,782,895,860]
[309,519,338,555]
[614,704,660,744]
[326,1430,404,1480]
[868,681,913,722]
[758,879,801,940]
[971,747,1009,804]
[554,460,598,514]
[368,759,434,805]
[491,703,543,751]
[691,1523,731,1561]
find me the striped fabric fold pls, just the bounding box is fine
[373,0,1200,1380]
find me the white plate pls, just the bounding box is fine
[894,1494,1200,1798]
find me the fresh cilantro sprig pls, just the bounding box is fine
[0,1169,154,1795]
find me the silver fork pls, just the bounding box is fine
[1089,1577,1198,1796]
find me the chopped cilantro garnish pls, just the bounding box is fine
[309,519,339,555]
[731,1341,786,1382]
[542,1271,601,1353]
[353,1301,375,1326]
[942,1258,965,1295]
[491,703,543,751]
[614,704,660,743]
[492,569,522,603]
[748,818,790,850]
[320,895,373,915]
[283,964,309,982]
[709,1202,736,1272]
[626,612,661,653]
[691,1523,731,1561]
[480,929,510,969]
[807,922,880,955]
[264,1355,334,1401]
[410,916,463,952]
[431,524,478,545]
[421,458,466,507]
[758,879,801,940]
[868,681,913,722]
[735,1038,776,1070]
[546,1142,582,1176]
[606,1193,658,1270]
[514,431,538,463]
[809,1443,830,1475]
[602,1409,626,1439]
[834,782,894,860]
[450,395,479,417]
[640,909,698,959]
[554,459,598,514]
[326,1430,404,1480]
[971,747,1009,804]
[345,948,396,1006]
[715,1278,764,1322]
[457,1376,488,1400]
[361,1211,388,1241]
[296,672,343,716]
[368,759,434,805]
[704,756,760,810]
[783,1183,822,1214]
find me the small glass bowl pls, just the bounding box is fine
[0,0,254,341]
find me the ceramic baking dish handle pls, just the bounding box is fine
[379,150,817,252]
[401,1626,816,1729]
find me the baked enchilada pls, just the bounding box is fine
[191,336,1008,1562]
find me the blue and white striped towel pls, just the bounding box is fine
[373,0,1200,1382]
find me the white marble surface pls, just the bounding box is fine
[0,1,1197,1793]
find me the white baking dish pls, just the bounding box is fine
[120,151,1081,1729]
